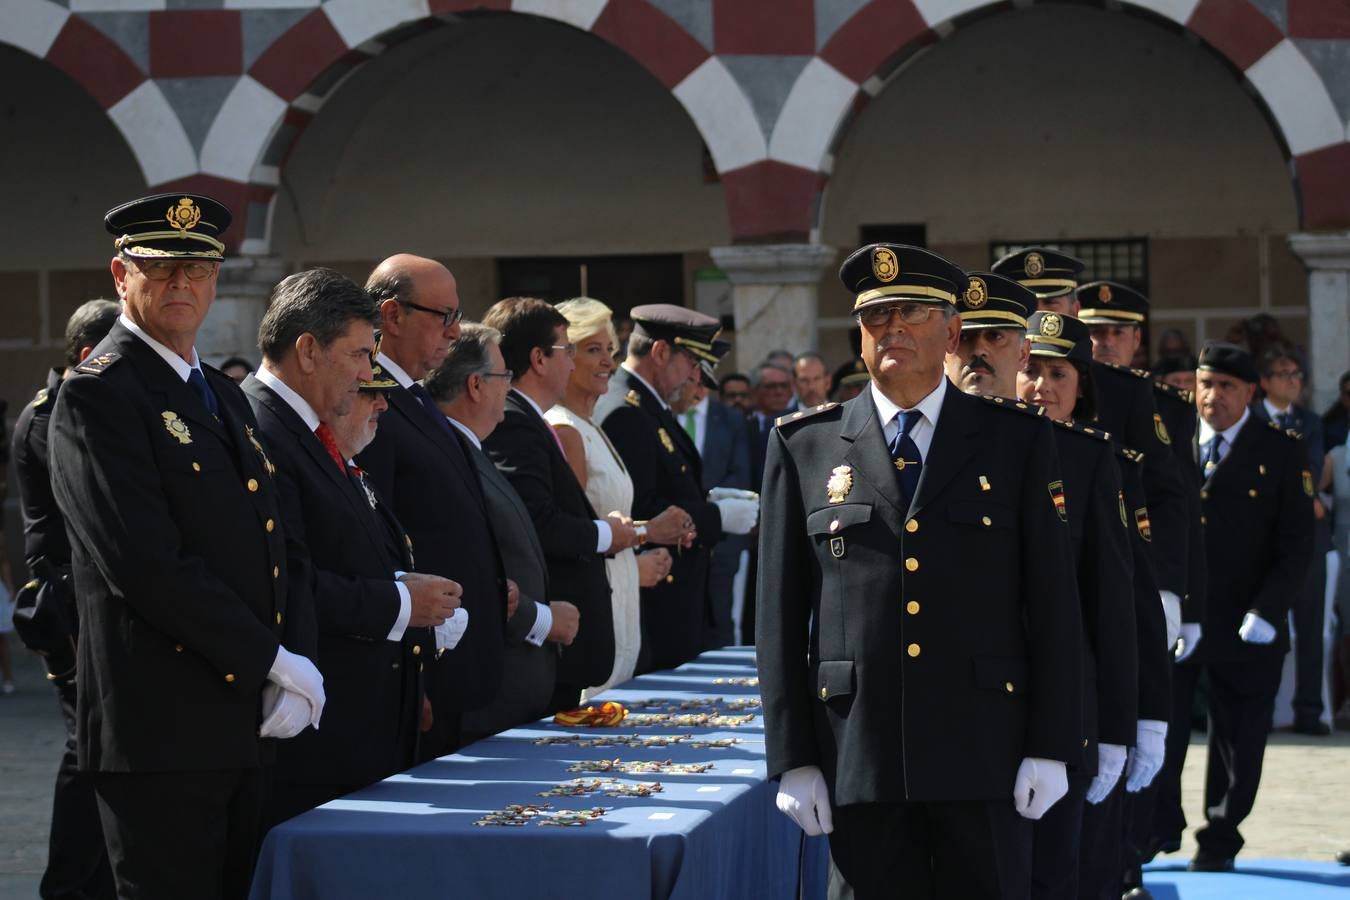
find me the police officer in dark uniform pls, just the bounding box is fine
[1152,343,1313,873]
[49,194,325,899]
[594,305,758,671]
[760,244,1083,899]
[12,298,119,900]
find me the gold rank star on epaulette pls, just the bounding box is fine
[980,394,1045,417]
[1266,420,1303,440]
[1103,362,1150,381]
[775,402,839,428]
[74,352,120,375]
[1115,445,1145,464]
[1153,380,1194,405]
[1050,418,1112,442]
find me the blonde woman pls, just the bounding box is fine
[546,299,691,694]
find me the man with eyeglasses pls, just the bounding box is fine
[1252,347,1332,735]
[357,254,508,758]
[48,194,321,898]
[759,243,1082,898]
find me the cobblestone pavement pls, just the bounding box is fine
[1,649,1346,897]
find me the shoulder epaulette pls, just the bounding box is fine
[624,389,641,408]
[1051,418,1112,442]
[1266,420,1303,440]
[74,351,120,376]
[1116,445,1145,464]
[979,394,1045,417]
[1153,380,1194,405]
[775,402,839,428]
[1100,362,1150,382]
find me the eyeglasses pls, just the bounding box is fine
[130,259,219,281]
[550,343,577,358]
[859,302,939,328]
[400,300,464,329]
[1267,369,1303,381]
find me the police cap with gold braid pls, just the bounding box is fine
[629,304,721,364]
[991,247,1085,300]
[957,271,1033,330]
[105,193,231,261]
[360,361,399,393]
[839,243,967,314]
[1027,311,1094,364]
[698,337,732,389]
[1076,280,1149,326]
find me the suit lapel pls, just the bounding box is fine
[1210,415,1257,486]
[118,327,229,445]
[838,395,904,536]
[907,384,978,519]
[507,392,601,521]
[388,386,487,513]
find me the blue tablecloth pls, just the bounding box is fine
[250,648,829,899]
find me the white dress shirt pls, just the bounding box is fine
[870,377,948,459]
[119,313,203,384]
[1198,406,1250,468]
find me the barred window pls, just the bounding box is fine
[989,238,1148,292]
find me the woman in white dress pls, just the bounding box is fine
[547,298,693,694]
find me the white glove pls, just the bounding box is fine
[434,607,469,651]
[267,646,325,729]
[1238,611,1276,645]
[1013,757,1068,820]
[714,497,759,535]
[1160,590,1182,651]
[1174,623,1202,663]
[1125,719,1168,793]
[1086,743,1128,805]
[259,683,313,739]
[775,765,834,836]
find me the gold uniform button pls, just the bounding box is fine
[392,662,400,670]
[412,645,422,656]
[192,462,201,472]
[1005,682,1014,693]
[275,612,282,625]
[665,574,674,584]
[1083,738,1090,748]
[225,673,235,683]
[1248,489,1258,498]
[905,519,918,534]
[981,516,992,527]
[273,566,280,578]
[174,643,184,653]
[265,518,275,532]
[1201,516,1208,525]
[820,687,828,700]
[905,557,919,572]
[247,478,259,492]
[1200,490,1208,500]
[906,643,921,658]
[906,601,920,615]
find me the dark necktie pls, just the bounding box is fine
[1276,410,1293,430]
[187,368,218,417]
[313,423,345,473]
[889,409,924,501]
[1201,434,1224,480]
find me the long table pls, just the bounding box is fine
[249,647,829,899]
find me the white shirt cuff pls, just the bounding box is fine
[594,520,612,553]
[525,601,553,647]
[387,580,412,641]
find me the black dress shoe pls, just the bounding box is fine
[1337,849,1350,866]
[1188,854,1235,873]
[1122,888,1153,899]
[1292,717,1332,736]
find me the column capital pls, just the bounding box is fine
[1287,231,1350,269]
[710,243,838,285]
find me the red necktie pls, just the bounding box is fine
[313,423,345,473]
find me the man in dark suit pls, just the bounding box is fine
[760,244,1083,898]
[1155,343,1313,872]
[49,194,324,898]
[747,361,794,492]
[481,298,632,708]
[595,306,759,672]
[242,268,462,822]
[12,298,119,900]
[357,255,508,757]
[429,322,582,736]
[1252,347,1332,735]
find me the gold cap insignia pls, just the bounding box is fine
[658,427,675,453]
[1048,480,1067,522]
[1025,252,1045,277]
[964,276,988,309]
[166,198,202,235]
[625,389,640,408]
[162,410,192,445]
[1040,313,1063,338]
[826,465,853,504]
[872,247,899,284]
[1099,284,1113,303]
[1153,412,1171,445]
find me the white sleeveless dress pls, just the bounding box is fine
[545,404,641,697]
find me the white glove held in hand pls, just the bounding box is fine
[714,497,759,535]
[1174,623,1202,663]
[267,646,325,729]
[1013,757,1068,820]
[1086,743,1128,805]
[1125,719,1168,793]
[775,765,834,836]
[1160,590,1182,651]
[259,683,313,739]
[434,608,469,651]
[1238,611,1276,645]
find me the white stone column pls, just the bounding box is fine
[199,255,287,365]
[709,244,837,372]
[1287,232,1350,413]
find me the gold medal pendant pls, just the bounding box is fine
[162,411,192,445]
